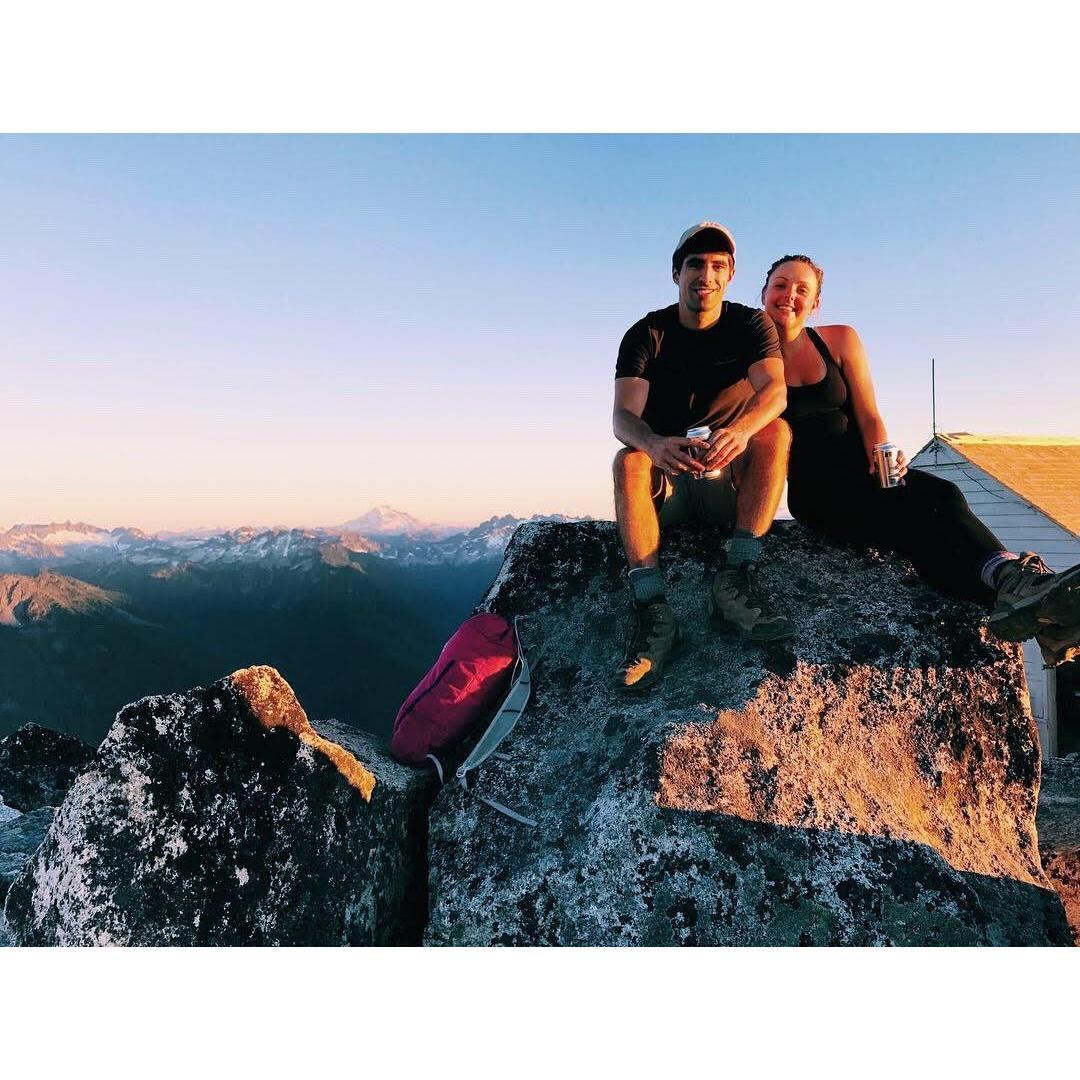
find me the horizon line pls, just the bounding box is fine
[0,508,596,536]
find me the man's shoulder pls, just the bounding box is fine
[619,305,678,357]
[626,304,678,334]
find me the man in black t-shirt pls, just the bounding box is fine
[612,222,793,693]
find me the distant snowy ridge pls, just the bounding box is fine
[0,510,589,571]
[0,521,148,561]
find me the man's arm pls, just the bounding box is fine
[703,356,787,472]
[614,377,706,476]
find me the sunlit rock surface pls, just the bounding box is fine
[0,724,94,812]
[1038,755,1080,944]
[426,522,1071,946]
[4,666,432,946]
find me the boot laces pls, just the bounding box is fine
[625,601,668,660]
[1003,551,1055,596]
[736,563,773,616]
[1017,552,1053,577]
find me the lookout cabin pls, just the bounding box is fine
[910,434,1080,759]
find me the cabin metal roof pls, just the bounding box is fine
[917,434,1080,538]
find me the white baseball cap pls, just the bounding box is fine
[672,222,737,272]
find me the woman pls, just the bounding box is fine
[760,253,1079,666]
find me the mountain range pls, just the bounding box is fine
[0,509,583,747]
[0,508,579,572]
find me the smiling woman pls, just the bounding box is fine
[763,253,1080,667]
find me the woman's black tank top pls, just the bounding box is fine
[782,327,866,478]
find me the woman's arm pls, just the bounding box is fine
[823,325,907,478]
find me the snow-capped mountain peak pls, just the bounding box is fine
[335,506,437,537]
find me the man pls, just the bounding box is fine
[612,222,792,693]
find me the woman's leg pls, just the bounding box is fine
[791,462,1079,660]
[788,466,882,550]
[791,467,1003,603]
[875,469,1003,603]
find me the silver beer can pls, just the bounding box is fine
[873,442,901,489]
[686,425,723,480]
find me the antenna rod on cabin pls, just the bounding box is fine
[931,356,937,437]
[931,356,939,461]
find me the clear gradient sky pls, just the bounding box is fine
[3,135,1078,532]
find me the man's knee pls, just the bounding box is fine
[748,418,792,457]
[613,447,655,491]
[735,420,791,481]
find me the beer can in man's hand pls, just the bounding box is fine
[686,426,723,480]
[873,442,902,489]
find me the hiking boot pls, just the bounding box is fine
[1035,622,1080,668]
[988,553,1080,642]
[614,599,685,693]
[709,559,795,642]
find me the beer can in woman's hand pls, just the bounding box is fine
[686,426,723,480]
[873,442,901,489]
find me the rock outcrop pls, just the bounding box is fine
[1037,755,1080,943]
[0,725,95,812]
[0,807,54,902]
[4,667,433,946]
[426,522,1072,945]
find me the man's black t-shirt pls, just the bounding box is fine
[615,302,780,436]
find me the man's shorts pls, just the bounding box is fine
[652,466,737,528]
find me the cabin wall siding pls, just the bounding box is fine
[911,439,1080,756]
[1022,641,1055,756]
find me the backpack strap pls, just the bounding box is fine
[425,753,445,785]
[474,794,538,828]
[455,615,538,827]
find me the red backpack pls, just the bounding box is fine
[390,613,519,766]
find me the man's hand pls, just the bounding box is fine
[646,434,708,477]
[704,427,750,472]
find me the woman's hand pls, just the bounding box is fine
[895,449,909,481]
[866,442,908,485]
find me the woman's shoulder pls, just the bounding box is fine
[812,324,863,363]
[814,323,859,344]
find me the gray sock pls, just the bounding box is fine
[628,566,665,605]
[980,551,1019,590]
[725,529,764,568]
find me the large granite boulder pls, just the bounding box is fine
[4,666,433,946]
[0,724,95,812]
[0,806,54,902]
[426,522,1071,946]
[1037,754,1080,944]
